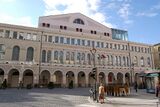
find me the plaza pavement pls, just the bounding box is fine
[89,88,160,107]
[0,88,159,107]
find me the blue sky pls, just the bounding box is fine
[0,0,159,45]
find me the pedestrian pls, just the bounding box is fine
[156,83,160,97]
[99,83,105,104]
[134,81,138,93]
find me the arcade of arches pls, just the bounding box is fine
[0,68,143,88]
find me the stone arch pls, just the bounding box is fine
[23,69,33,87]
[99,72,105,85]
[117,72,123,84]
[125,73,130,85]
[8,69,19,87]
[0,68,4,84]
[66,71,75,88]
[53,71,63,87]
[78,71,86,87]
[108,72,115,84]
[40,70,50,87]
[88,72,95,87]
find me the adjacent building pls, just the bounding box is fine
[153,43,160,69]
[0,13,154,88]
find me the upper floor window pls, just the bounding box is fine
[140,57,144,67]
[60,37,64,44]
[48,36,52,42]
[5,30,10,38]
[0,44,5,60]
[77,39,81,45]
[158,47,160,52]
[73,18,84,25]
[71,38,75,45]
[13,31,18,39]
[26,47,34,61]
[42,50,46,63]
[66,38,70,44]
[12,46,20,61]
[55,36,59,43]
[82,40,85,46]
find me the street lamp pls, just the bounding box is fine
[131,63,134,86]
[90,47,97,102]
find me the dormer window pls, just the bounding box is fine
[73,18,84,25]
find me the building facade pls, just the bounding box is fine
[153,43,160,69]
[0,13,154,88]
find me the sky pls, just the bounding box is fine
[0,0,159,45]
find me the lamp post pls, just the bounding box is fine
[90,47,97,102]
[131,63,134,86]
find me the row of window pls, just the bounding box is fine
[0,29,37,41]
[131,46,150,53]
[41,23,110,37]
[0,44,152,67]
[41,50,151,67]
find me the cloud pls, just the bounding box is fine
[0,13,35,27]
[117,3,133,24]
[137,2,160,17]
[137,12,158,17]
[42,0,115,28]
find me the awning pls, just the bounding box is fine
[146,73,159,77]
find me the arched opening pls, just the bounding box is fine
[117,72,123,85]
[125,73,130,85]
[53,71,63,87]
[40,70,50,87]
[78,71,86,87]
[99,72,105,85]
[88,72,95,87]
[66,71,75,88]
[108,72,115,84]
[8,69,19,87]
[23,69,33,87]
[0,68,4,84]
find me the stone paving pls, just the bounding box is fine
[0,88,160,107]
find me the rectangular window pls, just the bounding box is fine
[13,31,17,39]
[106,43,108,48]
[27,33,31,40]
[66,38,70,44]
[19,32,24,40]
[32,34,37,40]
[101,42,104,48]
[87,40,90,46]
[92,41,95,47]
[5,30,10,38]
[0,44,5,60]
[60,37,64,44]
[71,38,75,45]
[82,40,85,46]
[0,29,3,37]
[97,42,100,47]
[110,43,112,49]
[77,39,81,45]
[48,36,52,42]
[55,36,59,43]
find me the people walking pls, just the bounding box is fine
[99,83,105,104]
[134,81,138,93]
